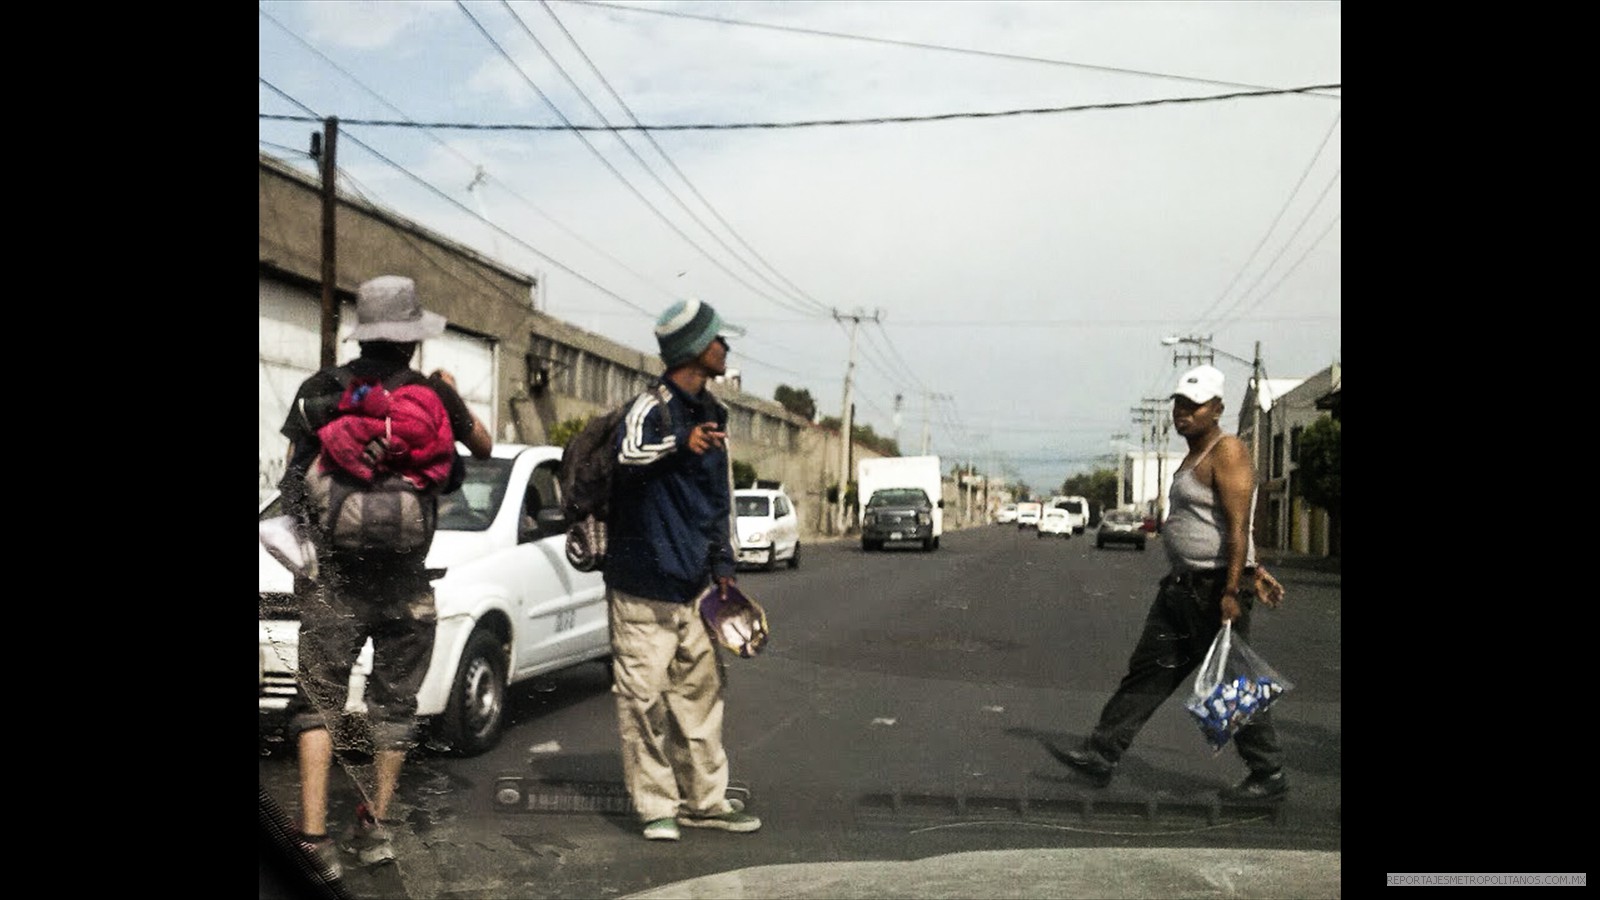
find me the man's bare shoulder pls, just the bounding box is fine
[1209,434,1251,465]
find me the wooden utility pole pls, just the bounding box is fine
[833,308,880,533]
[315,117,339,368]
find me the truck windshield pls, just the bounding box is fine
[736,496,771,517]
[868,489,930,507]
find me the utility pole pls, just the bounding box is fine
[922,391,952,456]
[834,308,881,533]
[1142,398,1174,527]
[1111,432,1130,510]
[1130,407,1154,520]
[312,117,339,369]
[1250,340,1263,485]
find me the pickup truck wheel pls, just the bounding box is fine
[441,628,508,757]
[787,543,800,569]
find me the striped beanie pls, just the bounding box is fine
[654,298,744,368]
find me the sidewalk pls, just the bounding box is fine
[622,847,1342,899]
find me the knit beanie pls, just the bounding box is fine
[654,298,743,368]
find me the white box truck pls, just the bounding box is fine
[858,455,944,551]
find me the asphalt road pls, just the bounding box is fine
[260,524,1341,899]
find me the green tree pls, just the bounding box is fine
[549,416,589,448]
[1060,468,1120,524]
[819,417,901,457]
[1296,415,1341,557]
[731,459,758,489]
[773,384,817,421]
[1296,416,1341,516]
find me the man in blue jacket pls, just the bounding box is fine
[604,298,762,841]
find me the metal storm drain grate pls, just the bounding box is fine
[853,786,1287,829]
[493,777,752,816]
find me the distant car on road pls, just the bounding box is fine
[1037,506,1073,538]
[735,487,800,570]
[996,502,1019,524]
[1096,508,1148,551]
[1015,501,1043,529]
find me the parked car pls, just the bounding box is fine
[996,502,1019,524]
[1037,506,1073,538]
[1015,501,1043,529]
[1096,508,1148,551]
[734,487,800,570]
[259,444,610,757]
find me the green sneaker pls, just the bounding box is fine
[642,818,681,841]
[676,806,762,833]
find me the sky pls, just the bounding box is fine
[258,0,1341,495]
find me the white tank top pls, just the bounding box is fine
[1162,436,1257,573]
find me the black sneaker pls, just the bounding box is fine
[1219,770,1289,802]
[1044,741,1115,787]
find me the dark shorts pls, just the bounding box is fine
[286,555,437,751]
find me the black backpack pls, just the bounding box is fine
[559,383,673,571]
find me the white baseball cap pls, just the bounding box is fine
[1171,364,1226,403]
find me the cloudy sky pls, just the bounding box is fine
[258,0,1341,494]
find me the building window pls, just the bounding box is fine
[1271,433,1285,478]
[1290,425,1304,464]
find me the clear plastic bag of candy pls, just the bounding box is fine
[1183,621,1293,753]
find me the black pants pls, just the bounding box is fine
[1084,568,1283,775]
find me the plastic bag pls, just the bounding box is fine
[258,515,319,581]
[1183,622,1293,753]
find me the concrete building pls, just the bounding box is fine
[1242,362,1340,556]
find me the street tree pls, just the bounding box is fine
[774,385,818,422]
[1295,415,1341,554]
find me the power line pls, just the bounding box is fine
[258,82,1341,132]
[536,0,833,317]
[496,0,829,319]
[259,8,683,311]
[562,0,1342,100]
[1188,112,1342,332]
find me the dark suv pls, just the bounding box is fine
[861,488,940,552]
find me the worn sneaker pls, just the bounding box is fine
[642,817,681,841]
[297,834,343,882]
[676,807,762,833]
[1219,769,1290,802]
[339,803,397,865]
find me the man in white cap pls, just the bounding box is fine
[1046,364,1290,802]
[276,275,492,881]
[604,297,762,841]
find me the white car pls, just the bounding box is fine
[1037,506,1074,538]
[734,487,800,570]
[259,444,610,757]
[996,502,1019,524]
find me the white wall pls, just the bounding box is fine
[1124,449,1185,519]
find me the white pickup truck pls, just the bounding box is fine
[259,444,610,756]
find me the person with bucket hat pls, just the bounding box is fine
[1045,364,1291,802]
[275,275,492,881]
[604,297,763,841]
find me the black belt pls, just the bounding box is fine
[1167,567,1255,588]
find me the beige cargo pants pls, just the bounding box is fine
[608,587,736,823]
